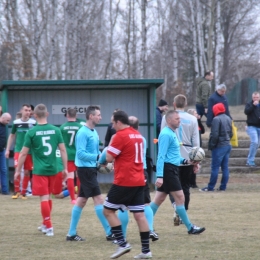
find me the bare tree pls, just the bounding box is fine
[140,0,147,78]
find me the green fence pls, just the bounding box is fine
[227,78,258,105]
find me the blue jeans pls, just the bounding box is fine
[0,150,8,193]
[196,103,207,119]
[246,126,260,164]
[208,145,231,191]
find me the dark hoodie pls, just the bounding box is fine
[208,103,233,150]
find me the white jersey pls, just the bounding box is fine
[161,111,200,161]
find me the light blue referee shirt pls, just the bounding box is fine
[156,126,184,178]
[75,125,100,167]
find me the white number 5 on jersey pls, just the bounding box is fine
[42,136,52,155]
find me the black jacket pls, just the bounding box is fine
[0,123,7,151]
[104,123,116,147]
[198,118,205,147]
[208,113,233,150]
[156,107,162,137]
[244,101,260,127]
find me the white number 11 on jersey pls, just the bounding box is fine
[135,142,144,163]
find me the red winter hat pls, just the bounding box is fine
[213,103,225,116]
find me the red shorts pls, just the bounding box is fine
[14,153,33,170]
[32,175,57,196]
[68,161,77,172]
[52,172,63,195]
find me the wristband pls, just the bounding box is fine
[183,159,189,165]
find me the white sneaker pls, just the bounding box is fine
[45,227,54,236]
[26,191,32,196]
[134,251,152,259]
[110,243,132,259]
[38,224,47,233]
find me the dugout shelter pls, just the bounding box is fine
[0,79,163,189]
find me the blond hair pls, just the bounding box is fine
[34,104,47,118]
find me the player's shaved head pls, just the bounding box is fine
[34,104,48,118]
[67,108,77,118]
[128,116,139,130]
[165,110,179,123]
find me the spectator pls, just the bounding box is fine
[200,103,232,192]
[206,84,231,127]
[0,113,12,194]
[156,99,168,137]
[195,70,214,118]
[244,91,260,167]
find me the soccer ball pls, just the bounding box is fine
[97,163,113,174]
[189,147,205,162]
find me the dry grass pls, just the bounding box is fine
[1,174,260,260]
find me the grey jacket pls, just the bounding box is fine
[208,113,233,150]
[195,77,211,107]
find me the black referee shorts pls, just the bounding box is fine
[157,163,182,193]
[77,167,101,198]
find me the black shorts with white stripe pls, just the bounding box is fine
[104,184,145,213]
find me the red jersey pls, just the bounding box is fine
[107,127,145,186]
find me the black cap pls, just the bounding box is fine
[158,99,168,106]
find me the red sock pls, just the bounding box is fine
[76,177,81,195]
[41,201,52,228]
[21,175,30,195]
[67,178,75,200]
[48,200,52,212]
[14,176,20,192]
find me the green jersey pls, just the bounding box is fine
[23,123,64,176]
[56,149,63,172]
[11,118,36,152]
[60,121,82,161]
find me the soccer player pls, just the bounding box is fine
[66,105,112,242]
[150,110,205,235]
[5,104,36,199]
[104,110,152,259]
[52,149,75,199]
[60,108,82,204]
[14,104,68,236]
[115,116,158,242]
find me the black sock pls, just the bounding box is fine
[111,225,126,247]
[140,231,150,254]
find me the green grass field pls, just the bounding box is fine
[1,173,260,260]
